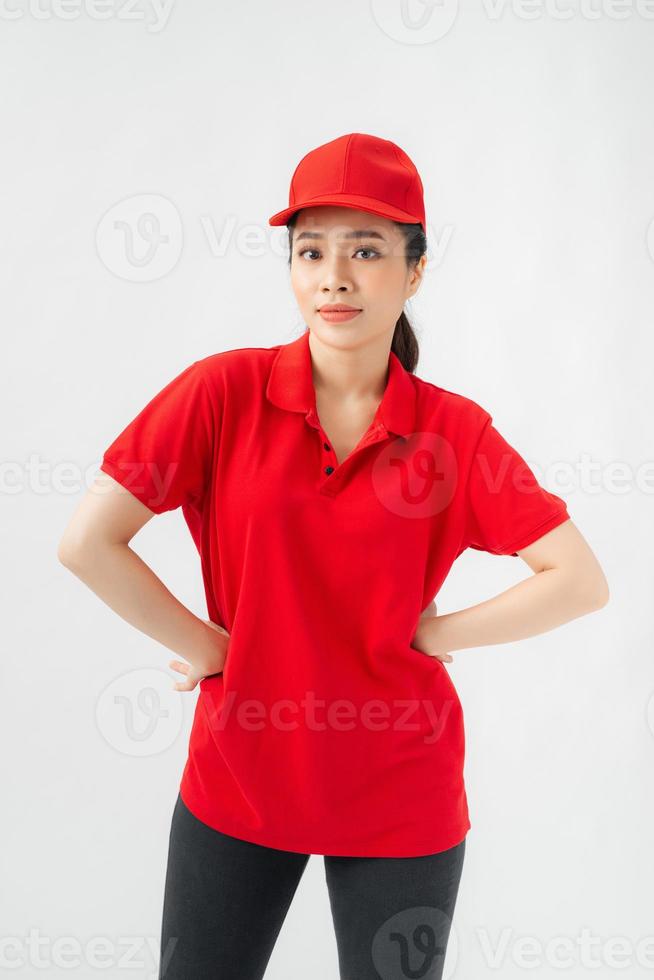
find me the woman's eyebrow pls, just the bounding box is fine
[294,229,387,243]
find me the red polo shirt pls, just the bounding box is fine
[99,328,570,857]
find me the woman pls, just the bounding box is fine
[58,133,609,980]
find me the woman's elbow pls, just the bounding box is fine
[573,566,610,612]
[588,579,610,610]
[57,531,90,571]
[57,519,103,571]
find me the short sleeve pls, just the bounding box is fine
[464,414,570,557]
[99,360,216,514]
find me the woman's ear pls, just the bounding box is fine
[407,253,427,299]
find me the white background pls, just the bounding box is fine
[1,0,652,977]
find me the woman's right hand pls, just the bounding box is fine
[169,619,230,692]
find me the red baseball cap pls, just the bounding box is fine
[268,132,426,232]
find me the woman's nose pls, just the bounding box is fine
[319,257,353,293]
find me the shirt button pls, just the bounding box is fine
[324,466,334,475]
[323,441,331,451]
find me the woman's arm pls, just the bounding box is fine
[412,519,609,658]
[57,472,228,680]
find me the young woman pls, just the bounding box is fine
[58,133,609,980]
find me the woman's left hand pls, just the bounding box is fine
[413,599,454,663]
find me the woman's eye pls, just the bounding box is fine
[297,247,380,260]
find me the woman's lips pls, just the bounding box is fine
[318,309,362,323]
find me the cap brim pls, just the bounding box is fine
[268,193,424,229]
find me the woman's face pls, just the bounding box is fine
[289,206,426,350]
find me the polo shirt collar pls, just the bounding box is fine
[266,328,416,438]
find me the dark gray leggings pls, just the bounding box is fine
[159,793,466,980]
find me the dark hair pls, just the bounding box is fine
[286,212,427,374]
